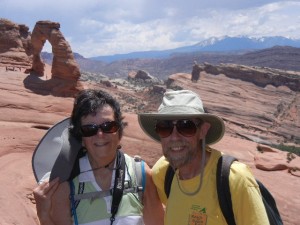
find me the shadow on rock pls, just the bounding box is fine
[23,72,80,97]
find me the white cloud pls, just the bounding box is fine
[74,19,180,56]
[1,0,300,57]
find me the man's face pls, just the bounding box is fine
[157,119,203,169]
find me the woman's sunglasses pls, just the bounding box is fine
[81,121,120,137]
[155,119,202,138]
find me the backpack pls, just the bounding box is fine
[164,155,283,225]
[70,152,145,225]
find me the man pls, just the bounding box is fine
[138,89,269,225]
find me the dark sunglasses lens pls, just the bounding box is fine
[81,121,120,137]
[101,121,120,133]
[155,121,173,138]
[81,124,98,137]
[177,120,197,136]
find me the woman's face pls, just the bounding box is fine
[81,104,121,163]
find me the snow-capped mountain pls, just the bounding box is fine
[87,36,300,62]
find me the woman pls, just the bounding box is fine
[33,89,164,225]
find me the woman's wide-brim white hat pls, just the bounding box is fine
[32,118,81,183]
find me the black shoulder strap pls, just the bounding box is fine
[110,151,126,224]
[256,180,283,225]
[164,165,175,198]
[217,155,237,225]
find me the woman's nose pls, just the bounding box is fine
[96,128,105,137]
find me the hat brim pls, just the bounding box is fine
[32,118,81,183]
[138,113,225,145]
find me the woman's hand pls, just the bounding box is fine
[33,178,72,225]
[33,178,60,225]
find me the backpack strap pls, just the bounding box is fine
[110,150,126,225]
[164,165,175,198]
[133,155,146,202]
[72,155,144,202]
[217,155,237,225]
[72,182,84,208]
[70,180,79,225]
[72,185,141,200]
[256,180,283,225]
[69,151,126,225]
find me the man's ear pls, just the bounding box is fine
[199,122,211,138]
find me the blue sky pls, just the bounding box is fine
[1,0,300,57]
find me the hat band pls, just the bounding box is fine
[158,105,205,114]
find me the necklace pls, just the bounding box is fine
[175,170,204,196]
[175,139,207,196]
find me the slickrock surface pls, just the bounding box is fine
[167,72,300,146]
[0,66,299,225]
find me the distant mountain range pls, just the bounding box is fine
[41,36,300,79]
[89,36,300,62]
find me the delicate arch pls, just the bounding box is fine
[31,20,80,80]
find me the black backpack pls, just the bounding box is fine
[164,155,284,225]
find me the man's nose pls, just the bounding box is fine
[169,126,181,139]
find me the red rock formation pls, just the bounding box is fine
[203,63,300,92]
[0,18,32,68]
[129,70,154,80]
[255,144,300,174]
[191,61,202,82]
[29,20,83,96]
[31,20,80,81]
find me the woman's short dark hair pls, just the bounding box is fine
[69,89,126,141]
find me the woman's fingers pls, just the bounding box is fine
[33,177,60,198]
[33,177,61,220]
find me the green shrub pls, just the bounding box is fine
[271,144,300,156]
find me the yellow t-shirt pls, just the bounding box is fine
[152,148,269,225]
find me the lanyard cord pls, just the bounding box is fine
[79,156,117,174]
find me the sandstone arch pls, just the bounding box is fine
[31,20,80,81]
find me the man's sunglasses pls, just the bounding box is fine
[155,119,202,138]
[81,121,120,137]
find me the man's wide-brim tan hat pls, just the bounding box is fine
[32,118,81,183]
[138,90,225,145]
